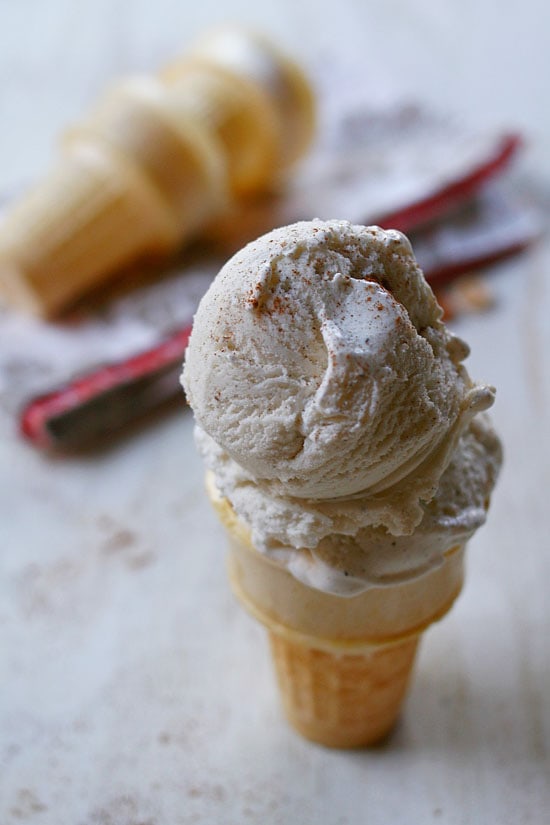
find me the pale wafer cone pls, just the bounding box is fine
[0,28,315,317]
[206,472,465,748]
[188,26,316,170]
[159,60,280,196]
[268,631,419,748]
[0,79,227,317]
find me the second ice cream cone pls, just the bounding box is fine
[0,28,316,317]
[160,60,280,196]
[186,26,316,170]
[0,86,226,316]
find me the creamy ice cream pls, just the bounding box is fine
[182,219,501,595]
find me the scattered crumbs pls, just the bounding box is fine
[3,742,20,761]
[126,550,156,571]
[436,275,495,321]
[100,528,136,555]
[87,794,156,825]
[98,526,155,572]
[16,559,81,619]
[10,789,47,817]
[96,514,116,531]
[186,783,226,802]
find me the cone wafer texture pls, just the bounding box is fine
[269,632,418,748]
[0,28,315,316]
[209,476,464,747]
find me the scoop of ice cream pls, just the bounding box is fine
[196,412,501,594]
[296,414,503,594]
[183,219,495,535]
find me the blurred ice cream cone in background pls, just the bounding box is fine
[162,27,316,194]
[0,27,316,318]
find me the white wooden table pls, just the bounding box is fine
[1,2,549,823]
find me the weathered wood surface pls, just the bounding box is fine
[0,2,548,823]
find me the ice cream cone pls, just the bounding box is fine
[160,60,280,196]
[0,84,226,317]
[0,28,315,317]
[187,26,316,171]
[206,472,464,748]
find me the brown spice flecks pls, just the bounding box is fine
[265,295,293,317]
[246,281,263,310]
[221,332,235,351]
